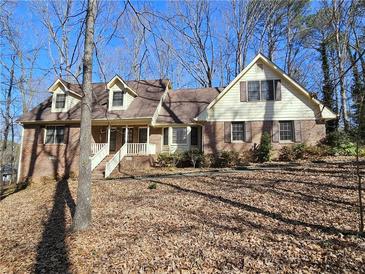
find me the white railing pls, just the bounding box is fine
[91,143,107,155]
[105,144,127,178]
[91,143,109,171]
[126,143,157,155]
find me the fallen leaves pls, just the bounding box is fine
[0,160,364,273]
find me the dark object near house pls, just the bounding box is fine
[1,164,17,183]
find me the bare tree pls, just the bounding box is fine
[71,0,97,231]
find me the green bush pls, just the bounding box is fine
[322,130,358,156]
[156,152,182,167]
[279,143,330,161]
[278,146,296,161]
[254,132,272,162]
[148,182,157,189]
[185,149,204,168]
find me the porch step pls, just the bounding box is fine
[92,154,114,180]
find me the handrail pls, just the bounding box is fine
[105,143,127,178]
[91,143,108,171]
[91,143,107,155]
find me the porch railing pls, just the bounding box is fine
[91,143,108,171]
[91,143,107,155]
[126,143,156,155]
[105,143,127,178]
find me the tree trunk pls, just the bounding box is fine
[0,57,15,198]
[71,0,97,231]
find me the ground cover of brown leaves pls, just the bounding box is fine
[0,161,364,273]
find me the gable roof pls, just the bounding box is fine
[18,79,169,123]
[156,87,222,124]
[203,53,337,120]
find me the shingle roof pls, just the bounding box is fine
[156,87,222,124]
[18,79,169,122]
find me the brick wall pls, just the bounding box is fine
[203,120,326,154]
[19,124,80,182]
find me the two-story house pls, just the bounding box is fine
[17,54,336,181]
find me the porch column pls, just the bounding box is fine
[125,126,128,144]
[147,125,150,144]
[107,125,111,152]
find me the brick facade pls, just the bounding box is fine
[202,120,326,154]
[19,124,80,182]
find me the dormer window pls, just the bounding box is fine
[112,91,124,107]
[55,94,66,109]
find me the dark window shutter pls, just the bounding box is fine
[263,121,273,139]
[38,126,45,144]
[64,126,70,144]
[294,121,302,143]
[272,121,279,143]
[224,122,231,143]
[240,81,247,102]
[275,80,282,101]
[244,121,252,143]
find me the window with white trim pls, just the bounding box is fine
[279,121,294,141]
[261,80,274,100]
[247,81,260,101]
[112,91,124,106]
[45,126,65,144]
[231,122,245,141]
[55,94,66,109]
[172,127,187,144]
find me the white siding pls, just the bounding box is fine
[51,86,79,113]
[208,63,321,121]
[108,81,134,111]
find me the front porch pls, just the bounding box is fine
[90,125,157,177]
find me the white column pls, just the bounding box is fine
[107,125,111,152]
[147,125,150,144]
[125,126,128,144]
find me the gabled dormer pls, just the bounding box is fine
[107,75,138,111]
[48,79,81,113]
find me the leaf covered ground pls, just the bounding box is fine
[0,161,364,273]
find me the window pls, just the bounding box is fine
[163,128,169,145]
[122,127,133,143]
[112,91,124,106]
[139,128,147,143]
[231,122,245,141]
[45,126,65,144]
[261,80,274,100]
[172,127,187,144]
[55,94,66,109]
[248,81,260,101]
[191,127,198,146]
[279,121,294,141]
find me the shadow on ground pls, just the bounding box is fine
[34,179,75,273]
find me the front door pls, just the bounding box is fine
[139,127,147,143]
[109,130,117,152]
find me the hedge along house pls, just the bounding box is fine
[17,54,336,181]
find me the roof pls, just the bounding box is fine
[156,87,222,124]
[18,79,169,123]
[203,53,337,120]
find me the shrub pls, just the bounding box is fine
[148,182,157,189]
[278,146,296,161]
[254,132,272,162]
[157,153,174,167]
[202,151,240,168]
[321,130,358,156]
[185,149,204,168]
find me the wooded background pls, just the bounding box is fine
[1,0,365,160]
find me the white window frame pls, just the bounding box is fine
[45,126,65,144]
[51,90,69,112]
[246,79,278,102]
[231,122,245,143]
[112,90,124,107]
[108,89,127,111]
[279,121,294,143]
[172,127,188,145]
